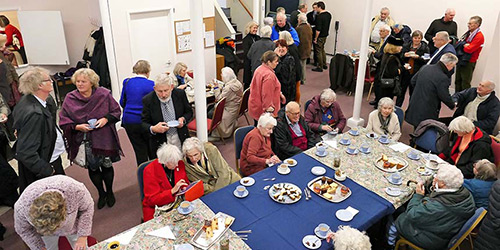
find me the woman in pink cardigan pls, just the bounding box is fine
[14,175,94,250]
[248,51,286,123]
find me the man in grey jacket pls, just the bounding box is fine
[247,25,276,73]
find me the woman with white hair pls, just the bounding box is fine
[279,30,302,102]
[326,226,371,250]
[463,159,497,208]
[172,62,193,90]
[182,137,240,194]
[366,97,401,141]
[242,21,260,89]
[304,88,346,134]
[142,143,189,221]
[240,113,281,176]
[263,17,274,27]
[390,163,475,249]
[440,116,494,179]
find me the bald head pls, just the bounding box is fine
[444,8,456,22]
[477,80,496,96]
[285,101,301,123]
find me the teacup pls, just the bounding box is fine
[408,150,419,159]
[380,135,389,142]
[390,172,402,184]
[107,241,120,250]
[346,146,356,154]
[88,118,97,129]
[236,185,247,196]
[316,143,326,155]
[179,201,191,213]
[360,143,369,152]
[350,127,359,134]
[340,134,350,144]
[427,159,439,169]
[317,223,330,238]
[278,163,289,173]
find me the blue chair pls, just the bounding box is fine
[234,125,255,176]
[304,99,312,113]
[394,106,404,129]
[414,128,438,154]
[137,160,154,201]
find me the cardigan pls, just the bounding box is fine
[240,128,274,177]
[304,94,346,133]
[119,76,154,124]
[366,110,401,141]
[248,63,281,120]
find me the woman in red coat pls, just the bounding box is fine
[0,15,27,64]
[142,143,189,221]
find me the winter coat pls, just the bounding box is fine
[296,23,313,59]
[247,38,276,73]
[475,180,500,250]
[275,52,296,103]
[271,22,300,46]
[410,119,449,154]
[242,34,260,86]
[212,78,243,138]
[304,94,346,133]
[463,178,496,209]
[452,88,500,135]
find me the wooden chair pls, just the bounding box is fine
[238,88,251,125]
[233,125,254,176]
[364,63,376,101]
[187,97,227,144]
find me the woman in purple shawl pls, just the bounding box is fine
[59,68,122,209]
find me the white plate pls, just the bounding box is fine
[336,209,354,222]
[240,177,255,187]
[176,244,195,250]
[378,137,390,144]
[366,132,378,139]
[277,167,291,175]
[407,152,421,160]
[268,183,302,204]
[314,226,332,239]
[385,187,402,197]
[167,120,180,127]
[302,235,321,249]
[233,189,249,198]
[284,158,297,167]
[311,166,326,176]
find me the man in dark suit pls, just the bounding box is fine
[306,2,318,65]
[290,4,307,28]
[427,31,456,65]
[142,73,193,158]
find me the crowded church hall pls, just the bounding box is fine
[1,0,500,249]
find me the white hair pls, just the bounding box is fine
[279,31,294,46]
[449,116,475,134]
[257,113,277,128]
[320,88,337,102]
[378,97,395,112]
[436,164,464,189]
[440,52,458,65]
[436,31,450,42]
[333,225,372,250]
[298,13,307,24]
[221,67,236,83]
[157,143,183,165]
[474,159,497,180]
[182,137,205,155]
[260,25,272,38]
[276,13,287,21]
[155,73,174,87]
[445,8,456,14]
[380,7,390,14]
[263,17,274,27]
[380,24,391,32]
[485,80,496,91]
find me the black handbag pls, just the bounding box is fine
[379,55,401,89]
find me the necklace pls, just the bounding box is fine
[163,164,174,184]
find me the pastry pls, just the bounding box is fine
[273,192,280,199]
[389,160,397,167]
[327,178,334,184]
[340,186,349,196]
[212,218,219,230]
[224,217,233,227]
[243,179,249,184]
[323,193,333,200]
[396,163,404,169]
[321,176,327,184]
[287,159,294,164]
[380,154,388,162]
[383,161,391,169]
[206,227,214,239]
[327,186,337,194]
[313,183,321,193]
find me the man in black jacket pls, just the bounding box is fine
[311,1,332,72]
[425,8,458,54]
[451,80,500,134]
[475,180,500,250]
[273,102,319,159]
[142,73,192,158]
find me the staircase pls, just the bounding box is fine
[221,7,245,61]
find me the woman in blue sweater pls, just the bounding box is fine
[463,159,497,208]
[120,60,154,165]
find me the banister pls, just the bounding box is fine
[237,0,253,19]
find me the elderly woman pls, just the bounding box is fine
[389,164,475,249]
[304,88,346,134]
[14,175,93,250]
[248,51,286,123]
[209,67,243,139]
[274,39,297,104]
[240,113,281,176]
[142,143,189,221]
[242,21,260,89]
[326,226,371,249]
[463,159,497,208]
[60,68,122,209]
[172,62,193,90]
[440,116,494,179]
[280,31,302,102]
[366,97,401,141]
[120,60,154,165]
[182,137,240,194]
[375,36,404,102]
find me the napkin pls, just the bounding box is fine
[105,228,138,245]
[389,143,412,153]
[147,226,176,240]
[323,140,338,149]
[345,206,359,217]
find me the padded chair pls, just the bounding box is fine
[237,88,251,125]
[395,207,487,250]
[394,106,404,129]
[414,127,438,154]
[137,160,154,201]
[234,125,255,176]
[187,97,227,144]
[304,99,312,113]
[489,135,500,167]
[364,63,376,101]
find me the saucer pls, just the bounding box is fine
[311,166,326,176]
[359,147,371,154]
[335,209,354,222]
[339,140,351,146]
[348,130,360,136]
[284,158,297,167]
[328,130,338,135]
[385,187,402,197]
[302,235,321,249]
[277,167,291,175]
[233,189,249,198]
[315,151,328,157]
[378,138,390,144]
[314,226,332,239]
[387,177,402,185]
[334,174,346,182]
[346,148,359,155]
[366,132,378,139]
[240,177,255,187]
[167,120,180,127]
[176,244,195,250]
[407,152,420,160]
[177,205,194,215]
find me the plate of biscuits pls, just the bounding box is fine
[374,154,409,172]
[307,176,351,203]
[268,183,302,204]
[190,212,235,250]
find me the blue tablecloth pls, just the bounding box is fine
[201,153,395,249]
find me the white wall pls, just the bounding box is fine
[305,0,500,87]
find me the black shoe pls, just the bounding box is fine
[323,65,328,70]
[0,223,6,241]
[311,67,323,72]
[107,192,116,207]
[97,196,107,209]
[369,100,377,105]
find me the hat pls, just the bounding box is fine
[387,36,404,46]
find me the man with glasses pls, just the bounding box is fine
[13,67,65,193]
[273,101,319,159]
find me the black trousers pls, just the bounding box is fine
[123,123,151,165]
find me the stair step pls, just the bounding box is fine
[221,7,231,18]
[235,32,243,40]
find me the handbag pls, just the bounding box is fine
[379,55,401,89]
[154,195,184,218]
[73,133,104,169]
[74,141,86,167]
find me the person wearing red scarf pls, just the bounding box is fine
[455,16,485,92]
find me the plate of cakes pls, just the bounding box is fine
[268,183,302,204]
[374,154,409,173]
[190,212,235,250]
[307,176,351,203]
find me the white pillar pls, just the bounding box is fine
[99,0,120,100]
[260,0,266,27]
[253,0,260,25]
[190,0,208,141]
[346,0,373,129]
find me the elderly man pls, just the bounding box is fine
[311,1,331,72]
[425,8,458,54]
[387,164,475,249]
[391,23,412,44]
[368,24,391,106]
[273,102,319,160]
[451,80,500,135]
[248,25,275,72]
[13,67,65,193]
[369,7,395,49]
[290,4,307,28]
[141,73,192,157]
[427,31,456,65]
[455,16,485,92]
[271,13,300,46]
[405,53,457,128]
[296,14,313,85]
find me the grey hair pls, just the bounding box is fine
[182,137,205,155]
[380,24,391,32]
[132,60,151,75]
[449,116,475,133]
[320,88,337,102]
[173,62,187,76]
[436,31,450,42]
[155,73,174,87]
[276,12,287,21]
[279,31,294,46]
[484,80,496,90]
[298,4,307,10]
[333,225,372,250]
[244,21,258,36]
[377,97,395,112]
[440,52,458,65]
[276,7,286,14]
[221,67,237,82]
[257,113,277,128]
[260,25,272,38]
[157,143,183,165]
[436,164,464,189]
[298,13,307,24]
[19,67,50,95]
[380,7,390,14]
[474,159,497,180]
[445,8,456,14]
[263,17,274,27]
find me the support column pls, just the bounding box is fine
[190,0,208,141]
[99,0,120,100]
[346,0,373,129]
[253,0,260,25]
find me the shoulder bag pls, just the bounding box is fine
[379,55,401,90]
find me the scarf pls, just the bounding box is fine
[463,27,481,43]
[176,75,185,85]
[378,111,391,135]
[59,87,122,160]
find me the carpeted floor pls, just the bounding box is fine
[0,62,455,250]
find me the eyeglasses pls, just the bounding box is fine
[43,78,54,83]
[287,111,301,116]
